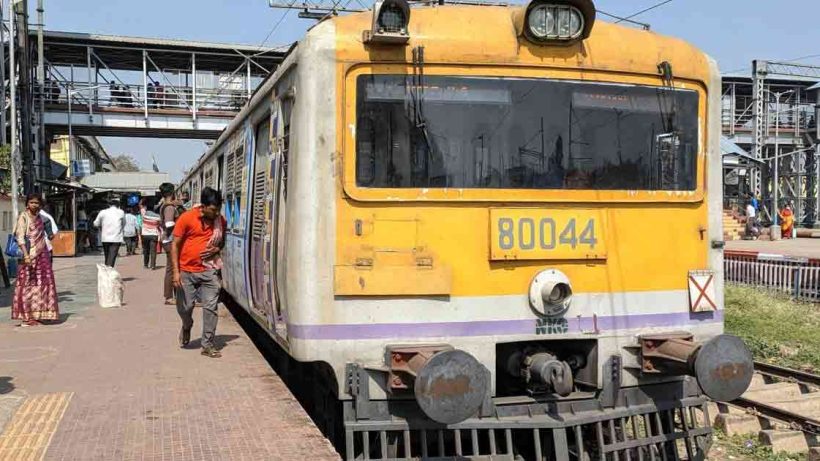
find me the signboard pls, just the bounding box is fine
[71,159,92,177]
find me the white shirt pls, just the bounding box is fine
[39,210,59,252]
[93,206,125,243]
[746,204,756,219]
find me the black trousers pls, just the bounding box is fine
[142,235,157,269]
[102,242,121,268]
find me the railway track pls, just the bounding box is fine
[715,361,820,457]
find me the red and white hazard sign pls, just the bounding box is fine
[688,270,717,312]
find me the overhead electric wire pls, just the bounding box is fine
[614,0,674,23]
[258,4,294,48]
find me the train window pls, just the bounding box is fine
[355,75,699,191]
[251,118,271,241]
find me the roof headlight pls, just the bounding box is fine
[364,0,411,45]
[522,0,595,44]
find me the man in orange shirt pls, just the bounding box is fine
[171,187,226,358]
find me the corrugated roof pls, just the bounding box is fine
[722,73,820,84]
[40,30,291,54]
[721,136,764,164]
[80,172,171,193]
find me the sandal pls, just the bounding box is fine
[165,299,175,306]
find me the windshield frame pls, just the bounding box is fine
[343,64,707,203]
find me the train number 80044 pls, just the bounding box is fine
[489,209,607,261]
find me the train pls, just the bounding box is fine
[180,0,754,458]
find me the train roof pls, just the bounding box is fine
[181,3,715,186]
[331,4,713,84]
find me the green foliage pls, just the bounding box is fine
[725,285,820,371]
[0,144,13,195]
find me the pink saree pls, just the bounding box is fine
[12,213,59,322]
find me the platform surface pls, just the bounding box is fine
[0,253,339,461]
[726,237,820,259]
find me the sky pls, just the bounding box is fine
[39,0,820,180]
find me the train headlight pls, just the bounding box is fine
[522,0,595,44]
[529,269,572,317]
[363,0,411,45]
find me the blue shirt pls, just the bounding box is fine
[751,197,759,211]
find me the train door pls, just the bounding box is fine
[249,115,274,327]
[269,93,293,342]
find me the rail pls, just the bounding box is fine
[724,251,820,302]
[753,360,820,387]
[727,362,820,436]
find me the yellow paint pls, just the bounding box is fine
[330,5,714,297]
[49,136,70,168]
[335,264,452,295]
[489,208,607,261]
[0,392,73,461]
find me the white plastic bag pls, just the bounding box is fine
[97,263,123,308]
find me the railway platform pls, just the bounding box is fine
[726,237,820,259]
[0,253,339,461]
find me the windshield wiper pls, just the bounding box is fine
[411,45,433,186]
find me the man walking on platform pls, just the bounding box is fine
[94,198,125,267]
[158,183,184,305]
[171,187,225,358]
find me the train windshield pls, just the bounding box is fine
[355,75,699,191]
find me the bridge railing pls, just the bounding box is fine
[725,251,820,302]
[34,81,249,115]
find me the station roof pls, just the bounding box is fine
[80,172,171,195]
[722,72,820,85]
[40,30,290,74]
[721,136,764,165]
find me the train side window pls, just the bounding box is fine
[280,95,293,201]
[251,116,271,240]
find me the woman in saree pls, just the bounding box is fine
[779,204,795,239]
[12,193,60,326]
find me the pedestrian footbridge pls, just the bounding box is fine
[38,31,288,139]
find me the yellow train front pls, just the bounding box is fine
[182,0,755,458]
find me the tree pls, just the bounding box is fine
[111,154,140,172]
[0,144,18,195]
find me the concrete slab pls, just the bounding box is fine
[714,413,762,436]
[758,429,809,455]
[742,383,803,401]
[0,254,340,461]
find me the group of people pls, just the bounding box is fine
[745,194,796,240]
[10,185,227,359]
[108,80,166,108]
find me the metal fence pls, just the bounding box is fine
[725,252,820,302]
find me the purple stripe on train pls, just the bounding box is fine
[286,310,723,340]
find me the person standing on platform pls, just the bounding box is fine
[744,199,758,240]
[94,198,125,268]
[181,191,191,210]
[12,193,60,327]
[141,210,161,270]
[171,187,225,358]
[158,183,184,305]
[779,204,795,240]
[123,208,140,256]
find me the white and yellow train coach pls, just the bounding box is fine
[180,0,754,458]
